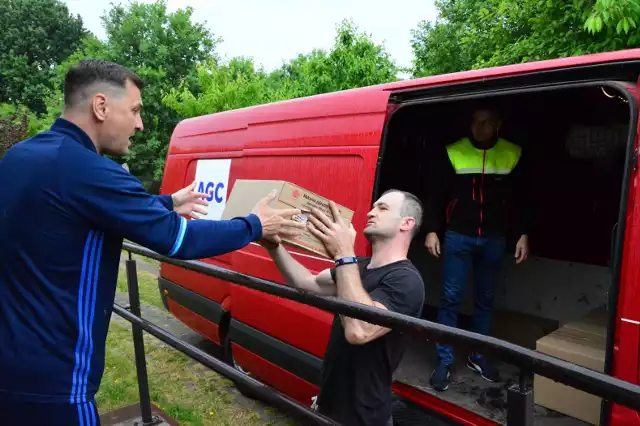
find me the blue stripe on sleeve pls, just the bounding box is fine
[169,216,187,256]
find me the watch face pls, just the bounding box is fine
[292,212,309,224]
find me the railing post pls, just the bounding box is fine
[126,258,159,426]
[507,369,534,426]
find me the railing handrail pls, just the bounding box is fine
[122,242,640,413]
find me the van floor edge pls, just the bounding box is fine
[394,336,590,426]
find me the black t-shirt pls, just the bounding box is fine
[317,257,425,426]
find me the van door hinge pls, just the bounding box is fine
[634,148,639,173]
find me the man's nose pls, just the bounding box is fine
[136,116,144,132]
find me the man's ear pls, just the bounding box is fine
[401,217,416,232]
[91,93,109,123]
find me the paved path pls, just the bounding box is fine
[115,257,297,426]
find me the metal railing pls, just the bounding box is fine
[117,242,640,426]
[116,256,338,426]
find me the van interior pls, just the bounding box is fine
[376,83,634,425]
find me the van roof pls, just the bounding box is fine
[170,48,640,141]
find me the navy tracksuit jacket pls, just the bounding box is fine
[0,118,262,425]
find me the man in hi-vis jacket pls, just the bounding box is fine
[424,108,531,392]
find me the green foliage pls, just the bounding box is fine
[0,0,87,114]
[279,20,399,97]
[54,0,219,180]
[0,107,25,158]
[101,0,218,180]
[4,0,640,181]
[163,57,292,118]
[164,20,398,119]
[585,0,640,35]
[411,0,640,77]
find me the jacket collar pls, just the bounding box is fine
[51,117,98,154]
[470,136,499,151]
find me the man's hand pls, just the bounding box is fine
[252,190,306,244]
[515,235,529,264]
[307,201,356,260]
[171,181,210,219]
[425,232,441,258]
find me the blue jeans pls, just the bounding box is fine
[436,231,506,366]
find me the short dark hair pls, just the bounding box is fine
[382,189,424,237]
[472,107,501,121]
[63,59,144,107]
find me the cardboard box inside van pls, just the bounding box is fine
[533,306,607,425]
[221,179,355,258]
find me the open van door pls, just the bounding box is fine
[608,80,640,426]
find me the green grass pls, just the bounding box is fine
[96,320,269,426]
[116,265,164,310]
[121,249,161,267]
[110,260,297,426]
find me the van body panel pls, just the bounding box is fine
[167,90,392,155]
[158,276,227,344]
[228,150,381,359]
[609,81,640,426]
[228,319,322,386]
[166,298,222,345]
[392,382,500,426]
[380,49,640,94]
[231,342,319,405]
[158,50,640,426]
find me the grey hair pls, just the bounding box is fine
[382,189,424,237]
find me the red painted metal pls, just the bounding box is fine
[608,80,640,426]
[231,343,320,406]
[391,382,499,426]
[158,50,640,426]
[161,263,229,305]
[612,406,640,426]
[166,298,221,345]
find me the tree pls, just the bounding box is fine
[163,57,292,118]
[0,105,29,159]
[411,0,640,77]
[57,0,219,180]
[0,0,87,114]
[281,20,399,97]
[585,0,640,36]
[164,20,399,119]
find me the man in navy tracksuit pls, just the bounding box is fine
[0,59,304,426]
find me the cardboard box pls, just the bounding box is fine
[562,306,608,338]
[221,179,355,258]
[533,307,607,425]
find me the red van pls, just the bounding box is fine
[157,49,640,426]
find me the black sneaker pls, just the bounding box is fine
[467,355,500,383]
[430,364,451,391]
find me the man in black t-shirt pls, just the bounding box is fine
[262,189,426,426]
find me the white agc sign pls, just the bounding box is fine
[194,159,232,221]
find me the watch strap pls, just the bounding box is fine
[335,256,358,267]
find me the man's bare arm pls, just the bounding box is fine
[334,264,392,345]
[266,244,336,296]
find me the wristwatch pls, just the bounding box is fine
[334,256,358,267]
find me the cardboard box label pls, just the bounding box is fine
[221,179,354,258]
